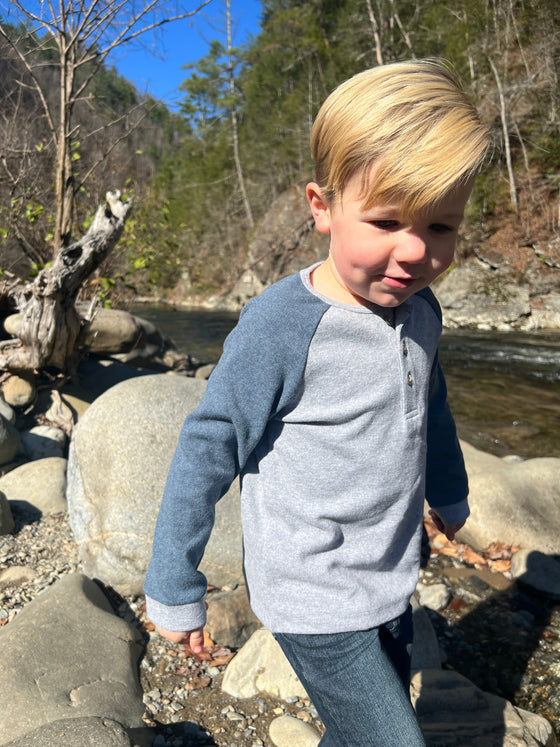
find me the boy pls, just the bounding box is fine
[144,59,491,745]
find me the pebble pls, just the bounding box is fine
[2,509,559,745]
[416,581,452,611]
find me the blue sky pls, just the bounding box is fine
[108,0,263,109]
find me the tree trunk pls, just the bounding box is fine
[0,192,132,374]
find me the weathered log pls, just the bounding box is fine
[0,191,132,374]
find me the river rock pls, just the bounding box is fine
[206,585,261,648]
[511,549,560,601]
[435,264,532,330]
[269,715,320,747]
[0,490,14,535]
[0,414,20,466]
[524,291,560,330]
[0,573,148,746]
[416,582,452,612]
[0,457,67,515]
[1,373,35,408]
[0,396,15,424]
[411,669,557,746]
[222,628,308,700]
[67,374,243,595]
[78,306,148,354]
[455,441,560,554]
[20,425,66,460]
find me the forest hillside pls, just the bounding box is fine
[1,0,559,308]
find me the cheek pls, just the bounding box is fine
[433,241,456,271]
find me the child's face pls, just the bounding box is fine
[307,171,473,308]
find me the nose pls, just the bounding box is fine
[394,231,427,264]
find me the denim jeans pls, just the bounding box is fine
[273,606,425,746]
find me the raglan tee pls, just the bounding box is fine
[144,264,469,635]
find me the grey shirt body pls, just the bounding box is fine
[144,265,469,634]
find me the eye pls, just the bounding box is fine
[429,223,454,233]
[371,220,399,229]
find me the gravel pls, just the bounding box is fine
[1,506,559,745]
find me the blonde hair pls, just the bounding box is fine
[311,59,491,214]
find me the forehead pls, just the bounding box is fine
[338,168,473,219]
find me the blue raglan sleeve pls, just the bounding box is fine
[144,277,327,632]
[421,290,470,526]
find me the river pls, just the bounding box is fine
[132,304,560,461]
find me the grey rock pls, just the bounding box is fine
[511,549,560,601]
[456,441,560,555]
[2,313,19,337]
[195,363,217,379]
[269,715,320,747]
[411,669,557,746]
[416,582,452,612]
[76,306,147,354]
[67,374,243,595]
[3,716,147,747]
[206,585,261,648]
[0,396,15,424]
[0,490,14,536]
[20,425,66,460]
[436,265,532,331]
[0,573,146,746]
[0,414,20,466]
[110,315,167,365]
[0,457,67,515]
[222,628,308,700]
[523,291,560,330]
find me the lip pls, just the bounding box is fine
[383,275,416,289]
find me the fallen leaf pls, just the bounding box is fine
[209,653,235,667]
[488,559,511,573]
[184,676,211,690]
[203,631,215,647]
[461,546,487,566]
[449,597,468,612]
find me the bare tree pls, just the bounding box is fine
[0,0,210,378]
[0,0,211,255]
[226,0,254,231]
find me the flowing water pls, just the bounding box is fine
[132,303,560,460]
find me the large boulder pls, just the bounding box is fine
[0,573,148,746]
[455,442,560,554]
[67,374,243,595]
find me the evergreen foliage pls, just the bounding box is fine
[1,0,559,300]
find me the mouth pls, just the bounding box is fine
[383,276,416,289]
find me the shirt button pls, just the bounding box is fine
[402,341,408,356]
[407,372,413,387]
[384,315,393,327]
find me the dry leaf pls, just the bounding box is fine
[461,546,487,566]
[488,559,511,573]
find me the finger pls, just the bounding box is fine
[189,628,205,653]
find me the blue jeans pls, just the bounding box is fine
[273,606,425,746]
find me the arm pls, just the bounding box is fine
[423,303,470,538]
[143,277,328,634]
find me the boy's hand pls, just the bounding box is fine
[429,509,466,542]
[154,625,210,659]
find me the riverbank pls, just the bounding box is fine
[2,507,558,745]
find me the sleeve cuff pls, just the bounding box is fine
[429,498,470,527]
[145,595,207,632]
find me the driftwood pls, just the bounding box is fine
[0,191,132,374]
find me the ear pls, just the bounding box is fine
[306,182,331,234]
